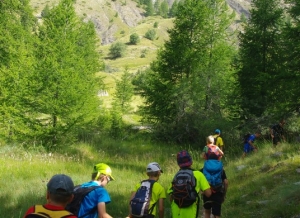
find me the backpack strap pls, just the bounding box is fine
[75,186,102,218]
[214,136,219,145]
[143,179,157,215]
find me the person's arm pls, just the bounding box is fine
[248,140,257,150]
[97,202,112,218]
[217,146,224,156]
[202,146,208,159]
[202,188,212,198]
[158,198,164,218]
[127,191,136,218]
[270,127,274,139]
[23,206,35,217]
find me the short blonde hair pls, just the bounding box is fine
[207,135,214,144]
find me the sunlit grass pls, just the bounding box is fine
[2,134,300,217]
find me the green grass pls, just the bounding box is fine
[1,135,300,218]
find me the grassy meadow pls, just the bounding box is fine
[1,132,300,218]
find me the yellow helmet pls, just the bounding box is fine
[93,163,115,181]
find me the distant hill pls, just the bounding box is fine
[30,0,251,46]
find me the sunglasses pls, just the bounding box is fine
[106,176,111,183]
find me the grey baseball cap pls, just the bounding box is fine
[47,174,74,195]
[146,162,163,173]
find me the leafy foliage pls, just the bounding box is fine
[109,42,127,59]
[29,0,102,144]
[237,0,285,116]
[135,0,237,143]
[0,0,37,141]
[129,33,140,45]
[144,29,156,40]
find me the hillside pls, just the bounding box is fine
[1,136,300,217]
[29,0,251,72]
[29,0,251,112]
[30,0,251,46]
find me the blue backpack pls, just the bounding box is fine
[130,180,156,217]
[203,160,223,191]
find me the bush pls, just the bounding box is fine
[153,21,158,28]
[145,29,156,41]
[109,42,127,59]
[129,33,140,45]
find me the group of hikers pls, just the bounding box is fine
[23,121,286,218]
[23,135,228,218]
[242,119,286,158]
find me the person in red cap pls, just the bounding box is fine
[167,150,211,218]
[24,174,77,218]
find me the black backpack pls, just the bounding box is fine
[130,180,157,217]
[65,185,101,218]
[171,168,198,208]
[213,136,219,145]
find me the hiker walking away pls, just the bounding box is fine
[202,135,224,160]
[77,163,114,218]
[201,153,228,218]
[242,130,261,158]
[128,162,166,218]
[24,174,77,218]
[167,150,212,218]
[213,129,225,152]
[270,119,286,146]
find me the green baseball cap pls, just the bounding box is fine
[93,163,115,181]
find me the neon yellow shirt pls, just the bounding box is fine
[213,134,224,148]
[167,170,210,218]
[133,180,166,216]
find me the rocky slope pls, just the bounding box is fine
[30,0,251,45]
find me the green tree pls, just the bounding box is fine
[280,0,300,113]
[145,0,154,16]
[154,0,161,14]
[129,33,140,45]
[0,0,37,141]
[32,0,102,144]
[135,0,237,143]
[113,68,134,114]
[109,42,127,59]
[169,0,178,17]
[237,0,284,116]
[145,29,156,40]
[160,0,169,18]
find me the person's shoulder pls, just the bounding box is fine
[24,205,35,215]
[153,181,164,188]
[193,169,205,178]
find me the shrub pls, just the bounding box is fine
[129,33,140,45]
[109,42,127,59]
[145,29,156,41]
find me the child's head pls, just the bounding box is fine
[255,130,262,138]
[47,174,74,204]
[207,135,214,144]
[177,150,193,168]
[146,162,163,178]
[215,129,221,135]
[92,163,115,186]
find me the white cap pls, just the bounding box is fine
[146,162,163,173]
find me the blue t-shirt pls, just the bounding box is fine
[78,181,111,218]
[244,134,256,153]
